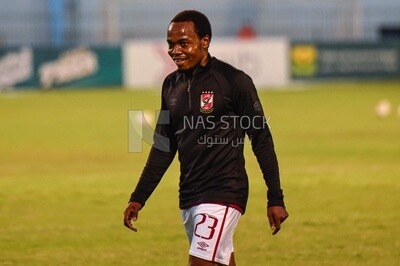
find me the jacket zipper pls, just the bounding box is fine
[187,79,192,109]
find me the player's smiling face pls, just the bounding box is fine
[167,21,209,71]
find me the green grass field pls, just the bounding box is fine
[1,81,400,265]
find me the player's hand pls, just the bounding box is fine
[267,206,288,235]
[124,201,142,232]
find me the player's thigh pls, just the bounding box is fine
[189,253,236,266]
[182,204,241,265]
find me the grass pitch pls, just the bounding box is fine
[0,81,399,265]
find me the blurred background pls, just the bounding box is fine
[1,0,400,45]
[0,0,400,90]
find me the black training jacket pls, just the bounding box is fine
[130,56,285,213]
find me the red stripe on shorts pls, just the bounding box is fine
[212,206,229,262]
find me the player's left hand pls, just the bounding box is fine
[267,206,288,235]
[123,201,142,232]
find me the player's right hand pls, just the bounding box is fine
[123,201,142,232]
[267,206,289,235]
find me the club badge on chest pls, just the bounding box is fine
[200,91,214,113]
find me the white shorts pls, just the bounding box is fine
[181,203,241,265]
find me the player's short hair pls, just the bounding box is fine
[170,10,212,41]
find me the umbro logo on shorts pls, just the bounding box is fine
[197,241,209,251]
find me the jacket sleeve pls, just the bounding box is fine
[232,73,285,207]
[129,86,177,207]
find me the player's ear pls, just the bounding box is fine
[201,35,210,49]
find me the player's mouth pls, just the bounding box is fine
[173,58,186,66]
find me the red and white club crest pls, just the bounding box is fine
[200,91,214,113]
